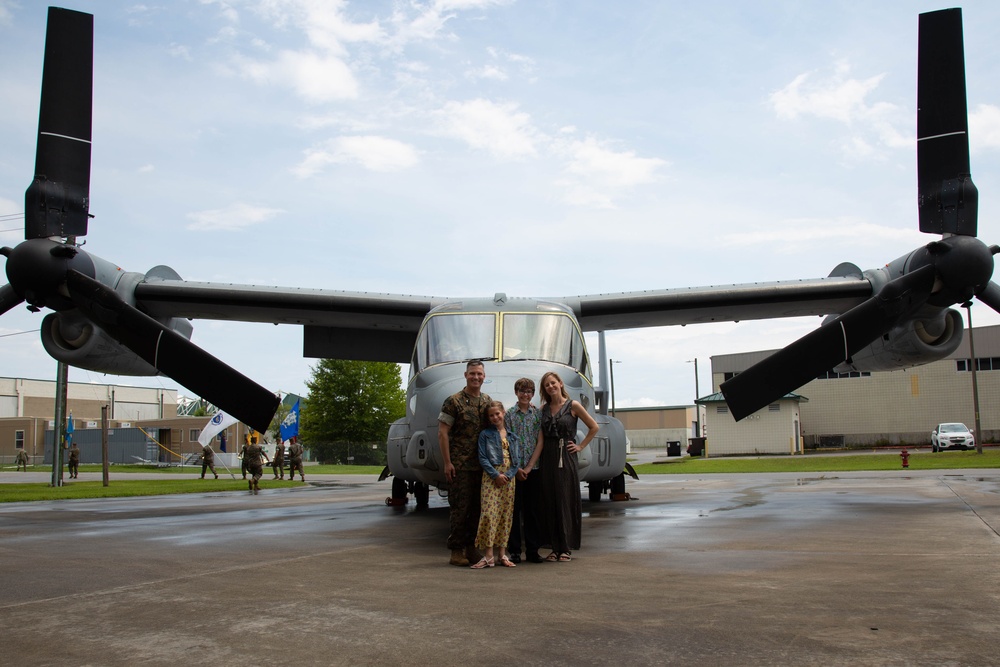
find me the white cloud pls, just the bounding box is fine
[769,60,908,159]
[232,49,358,102]
[721,218,925,254]
[970,103,1000,151]
[436,98,538,158]
[550,136,667,208]
[294,135,419,176]
[186,202,284,231]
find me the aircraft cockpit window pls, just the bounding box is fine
[413,313,496,371]
[502,313,590,380]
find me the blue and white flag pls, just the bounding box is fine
[279,400,300,441]
[198,410,238,447]
[65,412,74,447]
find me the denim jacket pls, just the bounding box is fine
[477,426,521,480]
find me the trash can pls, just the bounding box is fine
[666,441,681,457]
[687,437,706,457]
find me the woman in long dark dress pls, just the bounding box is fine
[538,371,599,562]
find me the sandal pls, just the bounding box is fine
[557,552,572,562]
[544,552,559,562]
[499,555,517,568]
[470,557,495,569]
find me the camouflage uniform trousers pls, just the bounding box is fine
[446,468,482,552]
[288,458,304,480]
[271,456,285,479]
[247,463,264,493]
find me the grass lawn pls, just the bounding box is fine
[629,448,1000,475]
[2,451,997,503]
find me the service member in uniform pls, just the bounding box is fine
[438,359,491,566]
[272,438,286,480]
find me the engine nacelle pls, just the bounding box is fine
[40,268,194,376]
[833,307,964,373]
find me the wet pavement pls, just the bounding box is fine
[1,467,998,666]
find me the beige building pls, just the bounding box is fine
[697,392,806,456]
[709,323,1000,449]
[0,377,252,466]
[611,405,703,450]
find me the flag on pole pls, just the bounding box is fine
[198,411,238,447]
[65,412,74,447]
[279,400,300,441]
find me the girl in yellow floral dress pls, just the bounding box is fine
[471,401,521,569]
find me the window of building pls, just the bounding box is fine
[189,429,199,442]
[816,370,871,380]
[768,403,780,412]
[723,371,739,382]
[15,430,24,449]
[956,357,1000,372]
[715,405,729,414]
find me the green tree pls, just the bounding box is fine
[301,360,405,464]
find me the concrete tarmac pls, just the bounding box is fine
[1,467,999,666]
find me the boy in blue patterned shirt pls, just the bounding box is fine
[504,377,545,563]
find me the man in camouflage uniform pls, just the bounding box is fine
[245,433,266,495]
[438,360,491,566]
[15,448,29,471]
[67,442,80,479]
[287,436,305,482]
[272,438,285,480]
[200,443,219,479]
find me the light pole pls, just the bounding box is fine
[687,358,701,437]
[962,302,983,454]
[610,359,622,417]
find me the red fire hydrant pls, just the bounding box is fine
[900,448,910,468]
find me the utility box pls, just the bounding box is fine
[666,441,681,457]
[688,437,706,457]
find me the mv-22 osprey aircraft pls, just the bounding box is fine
[1,7,997,503]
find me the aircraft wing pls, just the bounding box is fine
[135,279,443,364]
[563,275,873,331]
[133,272,873,358]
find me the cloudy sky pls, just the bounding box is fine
[3,0,1000,410]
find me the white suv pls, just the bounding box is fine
[931,423,975,452]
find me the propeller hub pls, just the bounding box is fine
[4,238,95,311]
[909,235,994,307]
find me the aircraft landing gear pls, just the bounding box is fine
[385,477,430,509]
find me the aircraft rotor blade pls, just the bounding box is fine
[64,270,279,432]
[25,8,93,240]
[917,8,977,237]
[721,265,936,421]
[975,281,1000,316]
[0,283,25,317]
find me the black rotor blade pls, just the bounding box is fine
[975,281,1000,316]
[64,270,279,433]
[0,283,25,317]
[917,8,977,237]
[721,266,936,421]
[25,8,93,240]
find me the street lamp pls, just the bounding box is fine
[610,359,623,417]
[962,301,983,454]
[686,359,701,437]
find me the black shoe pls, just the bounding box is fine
[526,552,545,563]
[509,553,521,564]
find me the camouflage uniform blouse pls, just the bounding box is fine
[438,390,492,472]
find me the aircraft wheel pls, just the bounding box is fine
[610,472,626,496]
[391,476,408,503]
[587,482,603,502]
[413,481,430,508]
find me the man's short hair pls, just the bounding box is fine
[466,359,485,370]
[514,377,535,393]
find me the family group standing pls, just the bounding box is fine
[437,361,598,569]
